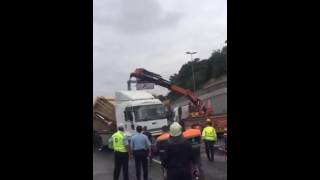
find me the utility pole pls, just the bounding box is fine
[186,51,197,92]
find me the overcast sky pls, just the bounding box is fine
[93,0,227,97]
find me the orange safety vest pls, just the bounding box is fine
[183,129,201,149]
[157,129,201,141]
[157,133,170,141]
[183,129,201,138]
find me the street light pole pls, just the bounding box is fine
[186,51,197,92]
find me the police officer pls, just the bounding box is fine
[112,124,129,180]
[162,122,196,180]
[130,126,151,180]
[202,119,217,162]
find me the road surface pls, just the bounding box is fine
[93,144,227,180]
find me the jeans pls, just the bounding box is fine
[204,140,215,161]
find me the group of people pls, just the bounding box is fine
[111,119,220,180]
[111,124,152,180]
[156,119,217,180]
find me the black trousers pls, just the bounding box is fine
[167,167,192,180]
[204,140,215,161]
[147,148,153,165]
[192,148,201,166]
[113,151,129,180]
[133,149,148,180]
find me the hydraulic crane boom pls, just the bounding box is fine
[129,68,207,114]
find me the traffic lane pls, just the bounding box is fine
[93,150,113,180]
[201,141,227,180]
[151,148,227,180]
[93,149,163,180]
[199,151,227,180]
[93,149,226,180]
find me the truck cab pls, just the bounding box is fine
[115,91,168,138]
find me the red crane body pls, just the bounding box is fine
[129,68,207,115]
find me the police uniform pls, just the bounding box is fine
[112,130,129,180]
[130,132,151,180]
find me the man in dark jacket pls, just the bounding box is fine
[142,126,153,164]
[142,126,152,143]
[161,122,197,180]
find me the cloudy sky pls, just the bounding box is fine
[93,0,227,97]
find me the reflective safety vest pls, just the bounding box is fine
[202,126,217,141]
[112,131,127,152]
[157,133,170,142]
[183,129,201,148]
[155,133,170,162]
[183,129,201,138]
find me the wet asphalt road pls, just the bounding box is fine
[93,143,227,180]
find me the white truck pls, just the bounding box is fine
[93,91,168,150]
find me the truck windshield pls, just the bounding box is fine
[133,104,166,122]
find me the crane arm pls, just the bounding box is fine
[129,68,206,113]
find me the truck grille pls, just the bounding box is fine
[148,127,163,135]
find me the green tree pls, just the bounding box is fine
[166,43,227,101]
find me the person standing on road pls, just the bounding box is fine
[112,124,130,180]
[162,122,197,180]
[155,125,170,179]
[202,119,217,162]
[143,126,153,143]
[130,126,151,180]
[183,124,203,180]
[142,126,153,164]
[155,125,170,178]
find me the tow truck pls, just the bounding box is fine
[128,68,227,135]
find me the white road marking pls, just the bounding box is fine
[151,159,162,164]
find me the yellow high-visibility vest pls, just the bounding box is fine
[202,126,217,141]
[112,131,127,152]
